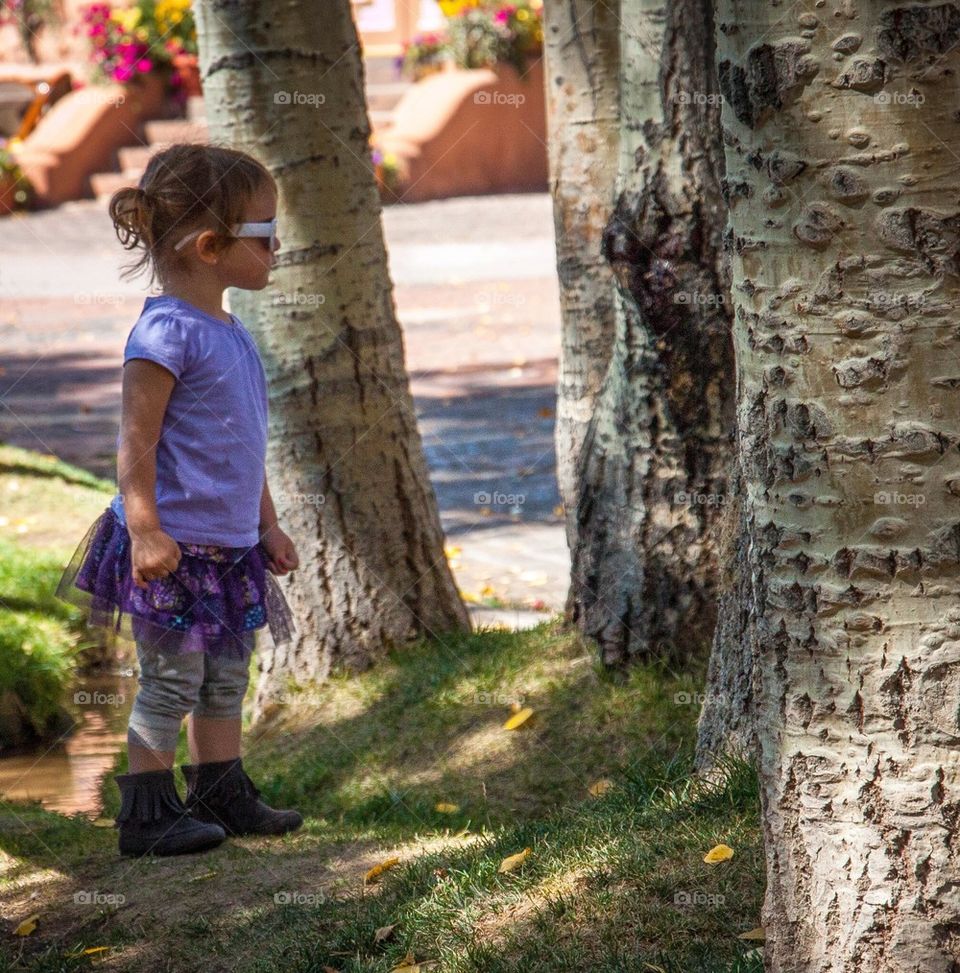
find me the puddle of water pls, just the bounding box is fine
[0,670,136,819]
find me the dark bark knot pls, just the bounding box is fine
[718,40,819,129]
[877,3,960,64]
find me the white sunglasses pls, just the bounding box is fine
[174,218,278,252]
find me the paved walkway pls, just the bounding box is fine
[0,193,569,623]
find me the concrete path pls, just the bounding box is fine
[0,193,569,624]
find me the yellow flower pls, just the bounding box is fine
[110,7,142,32]
[516,8,529,20]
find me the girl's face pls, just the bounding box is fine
[220,182,280,290]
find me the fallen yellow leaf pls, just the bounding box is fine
[502,707,534,730]
[14,914,39,936]
[435,802,459,814]
[187,870,218,882]
[588,778,614,797]
[704,843,734,864]
[392,952,437,972]
[374,923,397,943]
[498,847,532,873]
[738,927,765,941]
[365,856,401,884]
[90,817,114,828]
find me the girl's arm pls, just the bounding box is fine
[259,473,299,574]
[118,359,176,536]
[118,359,182,588]
[259,468,279,535]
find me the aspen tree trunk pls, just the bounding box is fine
[717,1,960,967]
[195,0,471,713]
[567,0,734,667]
[694,459,756,769]
[542,0,621,540]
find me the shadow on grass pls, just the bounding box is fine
[0,623,746,972]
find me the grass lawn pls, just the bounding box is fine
[0,445,765,972]
[0,445,122,751]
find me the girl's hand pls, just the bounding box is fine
[130,527,182,589]
[261,524,299,575]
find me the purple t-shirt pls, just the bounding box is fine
[109,295,268,547]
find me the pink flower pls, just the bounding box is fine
[136,58,152,72]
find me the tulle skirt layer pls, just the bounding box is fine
[55,506,296,661]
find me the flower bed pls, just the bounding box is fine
[399,1,543,81]
[77,0,198,103]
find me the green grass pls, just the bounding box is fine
[0,444,766,972]
[0,445,117,751]
[2,619,764,973]
[234,752,764,973]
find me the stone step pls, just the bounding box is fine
[90,169,141,199]
[117,144,155,172]
[143,117,209,145]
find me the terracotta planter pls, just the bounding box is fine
[0,173,20,215]
[172,52,202,98]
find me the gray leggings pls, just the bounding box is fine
[127,632,255,752]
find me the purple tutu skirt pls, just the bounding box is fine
[54,506,296,661]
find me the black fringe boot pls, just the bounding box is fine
[114,768,227,857]
[180,757,303,837]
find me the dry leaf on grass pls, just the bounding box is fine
[365,856,401,884]
[498,847,532,873]
[703,843,734,864]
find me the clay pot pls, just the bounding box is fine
[172,52,202,98]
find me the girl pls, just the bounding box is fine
[56,143,304,857]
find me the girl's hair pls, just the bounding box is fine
[108,143,276,287]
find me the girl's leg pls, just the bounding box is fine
[187,633,254,764]
[127,642,206,772]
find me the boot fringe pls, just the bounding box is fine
[187,759,260,805]
[115,770,186,826]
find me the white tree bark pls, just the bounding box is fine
[562,0,734,667]
[195,0,470,714]
[543,0,621,543]
[718,0,960,967]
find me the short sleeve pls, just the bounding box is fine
[123,314,190,379]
